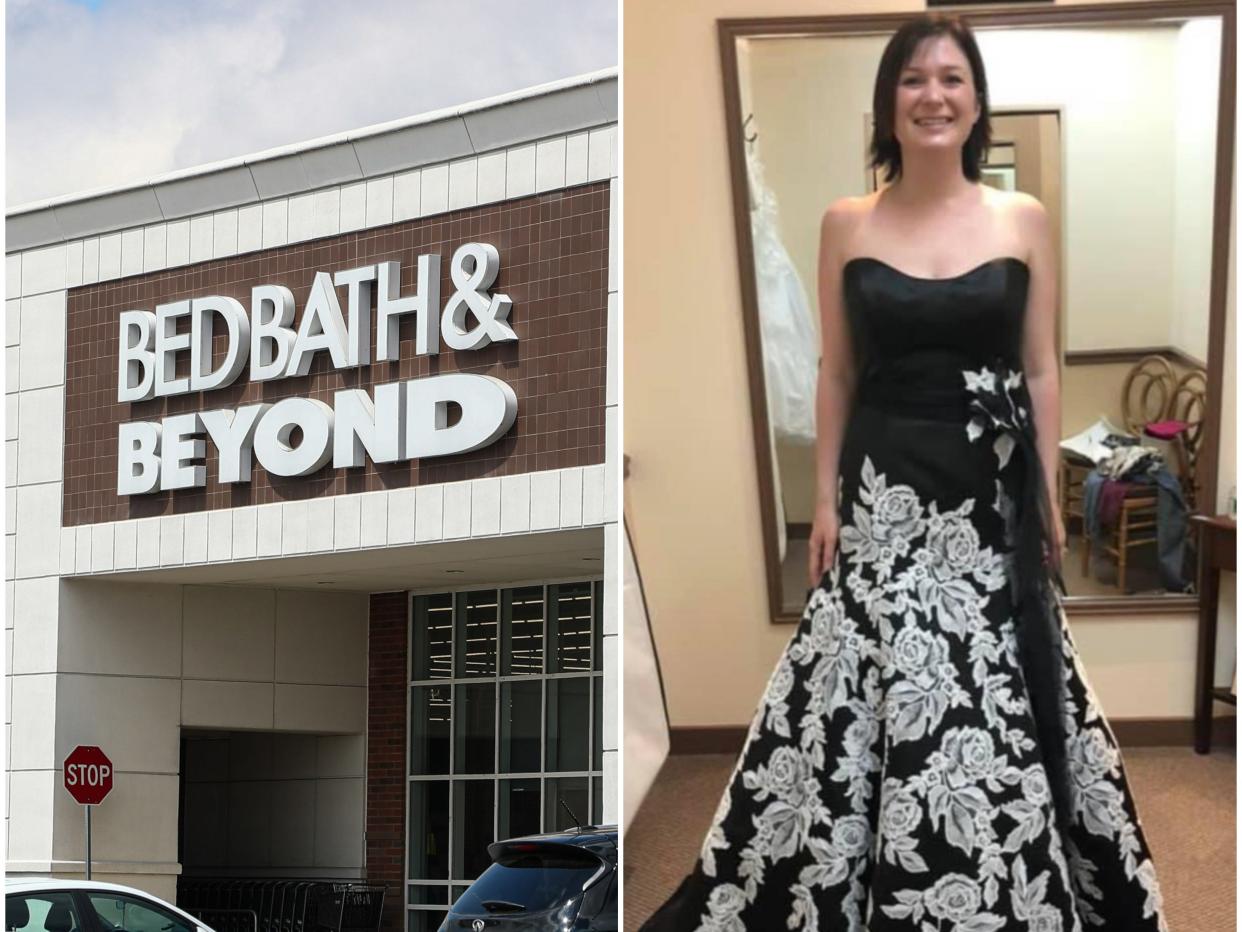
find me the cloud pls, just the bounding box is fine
[6,0,617,205]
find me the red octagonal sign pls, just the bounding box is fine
[64,746,113,805]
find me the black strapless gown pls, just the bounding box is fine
[639,258,1168,932]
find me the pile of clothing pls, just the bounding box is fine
[1082,442,1189,591]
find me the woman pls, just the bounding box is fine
[640,14,1167,932]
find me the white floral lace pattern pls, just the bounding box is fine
[687,456,1167,932]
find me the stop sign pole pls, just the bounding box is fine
[64,746,114,880]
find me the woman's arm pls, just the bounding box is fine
[808,199,858,584]
[1015,193,1065,554]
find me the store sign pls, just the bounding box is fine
[115,243,518,495]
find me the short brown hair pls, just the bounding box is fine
[869,14,992,184]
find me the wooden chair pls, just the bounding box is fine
[1082,356,1174,592]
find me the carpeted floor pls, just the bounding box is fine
[624,746,1235,931]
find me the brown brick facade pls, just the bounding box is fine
[366,591,408,932]
[63,182,609,526]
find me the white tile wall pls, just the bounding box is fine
[113,520,138,570]
[213,209,239,258]
[566,133,589,186]
[21,244,67,296]
[477,152,506,204]
[16,387,64,484]
[442,481,471,539]
[287,193,315,244]
[6,299,20,348]
[238,205,263,253]
[414,485,443,542]
[499,474,530,533]
[12,577,59,674]
[256,503,282,556]
[75,526,91,572]
[14,483,60,579]
[183,680,275,730]
[530,472,560,530]
[359,491,387,547]
[18,291,66,391]
[10,674,59,768]
[274,590,367,686]
[282,501,308,555]
[448,159,478,211]
[183,585,276,682]
[560,467,584,527]
[275,684,365,733]
[340,182,366,233]
[5,347,18,394]
[470,478,500,536]
[143,224,167,273]
[393,170,421,222]
[8,771,55,861]
[387,488,415,545]
[582,465,605,526]
[98,233,122,280]
[207,510,232,562]
[53,673,181,772]
[82,237,100,284]
[535,138,567,193]
[262,200,289,248]
[232,506,258,559]
[57,581,182,678]
[333,496,360,550]
[311,188,341,239]
[307,498,334,552]
[365,177,394,227]
[135,517,160,568]
[5,394,17,440]
[90,523,114,572]
[6,254,22,299]
[159,514,185,565]
[421,164,449,216]
[65,241,84,288]
[120,229,144,277]
[166,220,190,267]
[189,215,214,263]
[183,512,209,564]
[506,144,536,197]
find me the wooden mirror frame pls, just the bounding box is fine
[719,0,1236,623]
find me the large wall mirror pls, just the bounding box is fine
[720,2,1235,622]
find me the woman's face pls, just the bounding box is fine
[892,34,980,157]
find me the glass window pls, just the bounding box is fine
[8,894,83,932]
[452,848,601,916]
[546,677,590,772]
[412,593,453,680]
[86,895,193,932]
[498,778,541,841]
[409,781,450,880]
[592,776,604,824]
[406,885,449,907]
[500,680,542,774]
[592,676,603,770]
[502,586,545,675]
[544,776,590,831]
[410,685,451,775]
[453,682,495,774]
[452,779,496,881]
[593,581,604,673]
[548,583,593,673]
[455,591,498,677]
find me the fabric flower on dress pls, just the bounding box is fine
[964,363,1030,471]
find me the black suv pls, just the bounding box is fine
[440,825,617,931]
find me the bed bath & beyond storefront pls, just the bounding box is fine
[4,71,619,932]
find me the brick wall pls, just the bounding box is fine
[367,591,408,932]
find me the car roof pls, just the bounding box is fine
[496,823,618,856]
[5,879,205,927]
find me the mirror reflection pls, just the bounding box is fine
[735,18,1222,614]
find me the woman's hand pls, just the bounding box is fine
[808,501,840,588]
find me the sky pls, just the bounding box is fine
[5,0,617,205]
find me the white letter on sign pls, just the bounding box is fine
[250,285,297,382]
[405,373,517,459]
[333,265,376,367]
[286,273,349,376]
[117,422,162,495]
[154,301,193,397]
[201,404,271,483]
[441,243,516,351]
[118,310,156,402]
[190,296,251,392]
[253,398,335,477]
[160,413,206,490]
[376,257,441,359]
[334,384,405,468]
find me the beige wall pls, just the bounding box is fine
[625,0,1236,728]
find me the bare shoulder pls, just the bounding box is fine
[990,188,1048,227]
[820,193,874,252]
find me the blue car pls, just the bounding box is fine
[440,826,617,931]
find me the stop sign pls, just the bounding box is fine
[64,746,113,805]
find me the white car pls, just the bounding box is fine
[6,879,216,932]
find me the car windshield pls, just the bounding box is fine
[453,848,601,916]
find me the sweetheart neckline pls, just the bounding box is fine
[843,255,1029,282]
